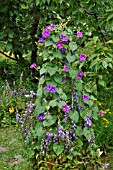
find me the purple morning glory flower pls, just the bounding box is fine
[38,37,45,43]
[83,94,89,100]
[76,71,84,80]
[38,113,45,121]
[44,84,57,93]
[60,48,67,53]
[44,84,53,91]
[42,29,50,38]
[79,71,84,76]
[60,34,68,42]
[79,54,87,61]
[63,65,69,72]
[30,63,36,68]
[50,85,57,93]
[62,104,70,113]
[77,31,83,38]
[76,74,82,80]
[46,25,50,29]
[56,41,64,49]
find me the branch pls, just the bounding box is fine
[0,50,16,61]
[76,1,107,41]
[77,2,96,16]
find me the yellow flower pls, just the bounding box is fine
[102,118,107,121]
[9,107,14,113]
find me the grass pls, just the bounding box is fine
[101,152,113,170]
[0,127,30,170]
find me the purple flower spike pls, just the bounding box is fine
[79,54,87,61]
[85,116,92,127]
[62,104,70,113]
[88,135,95,143]
[63,65,69,72]
[78,105,85,110]
[77,31,83,38]
[71,51,75,55]
[83,94,89,100]
[62,77,66,82]
[42,29,50,38]
[56,41,64,49]
[104,164,109,169]
[60,34,68,42]
[38,113,45,121]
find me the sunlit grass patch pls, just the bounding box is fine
[0,127,30,170]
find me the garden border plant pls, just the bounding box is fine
[16,24,112,169]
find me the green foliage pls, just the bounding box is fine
[0,59,37,127]
[94,108,113,152]
[15,24,113,169]
[1,0,113,168]
[0,0,113,65]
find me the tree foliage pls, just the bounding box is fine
[0,0,113,65]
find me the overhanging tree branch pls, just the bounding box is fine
[76,1,107,41]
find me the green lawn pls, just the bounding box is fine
[0,127,30,170]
